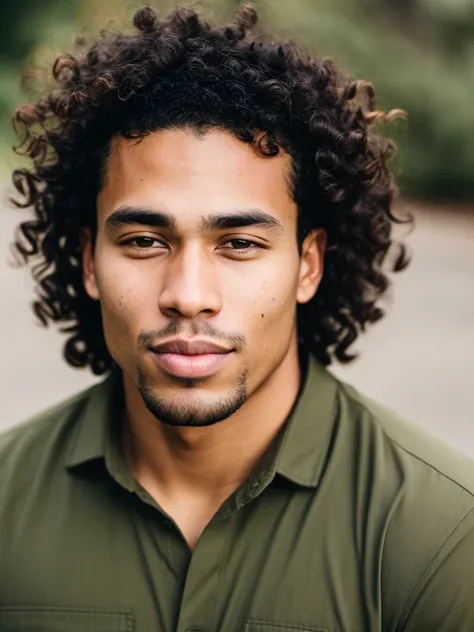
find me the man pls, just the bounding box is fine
[1,3,473,631]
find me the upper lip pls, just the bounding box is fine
[151,339,232,355]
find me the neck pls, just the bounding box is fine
[122,343,302,503]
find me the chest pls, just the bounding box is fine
[0,482,385,632]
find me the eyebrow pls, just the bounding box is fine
[105,205,284,234]
[105,207,177,231]
[201,210,284,233]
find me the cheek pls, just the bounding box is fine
[93,255,157,336]
[229,256,299,338]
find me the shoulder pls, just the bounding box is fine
[334,377,474,629]
[0,383,101,498]
[335,377,474,539]
[0,387,91,455]
[336,377,474,495]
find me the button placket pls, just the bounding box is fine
[175,518,228,632]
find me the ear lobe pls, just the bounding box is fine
[81,228,100,301]
[296,229,326,305]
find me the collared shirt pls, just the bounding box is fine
[1,355,474,632]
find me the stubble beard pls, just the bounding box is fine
[137,366,249,427]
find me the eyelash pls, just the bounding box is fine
[220,239,259,253]
[120,237,261,255]
[122,236,165,250]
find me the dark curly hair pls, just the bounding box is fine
[10,3,410,375]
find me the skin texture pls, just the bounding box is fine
[82,128,325,546]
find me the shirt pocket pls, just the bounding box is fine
[244,621,339,632]
[0,607,134,631]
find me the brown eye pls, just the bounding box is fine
[120,236,167,253]
[130,237,159,248]
[228,239,254,250]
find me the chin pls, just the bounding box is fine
[138,368,249,428]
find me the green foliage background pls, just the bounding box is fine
[1,0,473,200]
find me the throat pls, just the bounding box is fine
[139,476,237,550]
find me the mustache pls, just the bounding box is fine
[138,320,246,352]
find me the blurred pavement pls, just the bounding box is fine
[1,192,473,457]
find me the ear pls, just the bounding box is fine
[81,228,100,301]
[296,229,326,305]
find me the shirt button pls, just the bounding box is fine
[242,479,261,504]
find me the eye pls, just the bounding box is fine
[225,239,256,250]
[217,237,264,259]
[123,236,164,249]
[132,237,158,248]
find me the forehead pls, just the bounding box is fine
[97,128,296,226]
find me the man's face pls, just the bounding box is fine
[83,128,324,426]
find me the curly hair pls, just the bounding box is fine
[10,3,410,375]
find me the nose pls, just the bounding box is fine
[158,243,222,319]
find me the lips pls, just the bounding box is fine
[150,338,232,379]
[152,339,230,355]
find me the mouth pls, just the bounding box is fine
[149,339,233,379]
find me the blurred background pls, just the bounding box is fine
[1,0,473,453]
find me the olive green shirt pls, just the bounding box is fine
[1,356,474,632]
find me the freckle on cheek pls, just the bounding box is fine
[261,314,264,319]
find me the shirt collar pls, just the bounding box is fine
[66,355,339,490]
[65,370,121,469]
[274,354,339,488]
